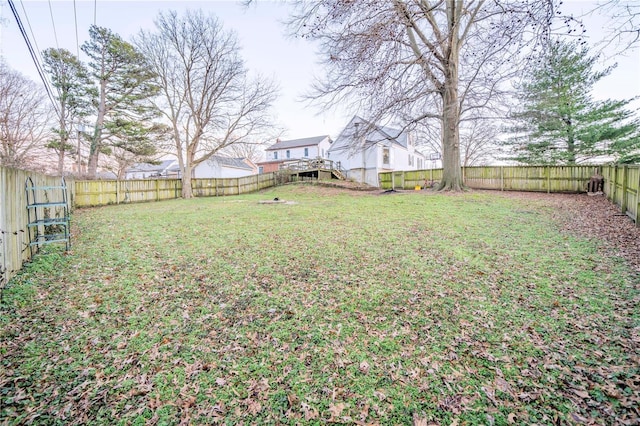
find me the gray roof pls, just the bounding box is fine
[212,156,253,170]
[329,116,409,153]
[167,156,253,171]
[266,135,330,151]
[127,160,175,173]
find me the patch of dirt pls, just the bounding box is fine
[493,190,640,275]
[278,180,378,196]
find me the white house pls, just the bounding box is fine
[327,116,427,187]
[191,156,257,178]
[165,156,257,179]
[258,135,333,173]
[124,160,177,179]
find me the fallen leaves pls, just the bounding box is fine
[2,188,639,424]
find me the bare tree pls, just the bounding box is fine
[137,10,278,198]
[413,118,498,168]
[591,1,640,51]
[289,0,562,190]
[0,61,53,170]
[460,119,500,166]
[222,142,268,164]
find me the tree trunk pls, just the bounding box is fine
[566,121,576,164]
[88,79,107,178]
[57,107,67,176]
[87,132,100,178]
[58,146,65,176]
[438,4,464,191]
[181,164,193,198]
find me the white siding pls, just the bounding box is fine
[328,116,427,187]
[193,159,256,178]
[266,137,332,161]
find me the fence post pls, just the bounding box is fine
[611,164,618,204]
[116,180,120,204]
[156,179,160,201]
[621,165,628,215]
[500,166,504,191]
[546,166,550,194]
[635,166,640,227]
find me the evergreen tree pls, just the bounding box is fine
[505,40,640,165]
[81,25,159,178]
[42,48,93,175]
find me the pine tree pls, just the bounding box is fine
[81,25,159,178]
[505,40,640,165]
[42,48,94,176]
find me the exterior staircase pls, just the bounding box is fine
[280,158,346,181]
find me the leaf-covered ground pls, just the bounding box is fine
[1,186,638,425]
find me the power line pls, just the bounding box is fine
[47,0,60,49]
[7,0,61,119]
[18,0,43,62]
[73,0,80,58]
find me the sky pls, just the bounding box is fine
[0,0,639,145]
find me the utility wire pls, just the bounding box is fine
[47,0,60,49]
[18,0,43,63]
[73,0,80,58]
[7,0,61,119]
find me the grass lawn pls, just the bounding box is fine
[1,185,638,425]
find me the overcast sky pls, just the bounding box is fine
[1,0,638,143]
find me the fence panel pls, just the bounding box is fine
[381,166,598,193]
[1,167,72,287]
[463,167,502,189]
[74,173,279,208]
[602,165,640,226]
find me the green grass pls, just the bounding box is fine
[1,185,638,425]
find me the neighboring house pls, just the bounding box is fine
[193,156,257,178]
[95,171,118,180]
[327,115,427,187]
[167,156,258,179]
[124,160,177,179]
[258,135,332,173]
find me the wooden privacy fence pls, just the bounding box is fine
[379,166,599,193]
[379,165,640,226]
[74,173,279,207]
[602,165,640,225]
[0,167,75,287]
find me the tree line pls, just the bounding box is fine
[1,2,639,194]
[1,10,277,198]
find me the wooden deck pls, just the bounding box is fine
[279,158,346,180]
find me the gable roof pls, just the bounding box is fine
[167,156,254,172]
[328,116,409,153]
[211,156,254,170]
[266,135,330,151]
[126,160,176,173]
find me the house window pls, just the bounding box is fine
[274,151,278,160]
[258,166,264,174]
[304,147,309,157]
[408,154,412,166]
[382,148,390,165]
[286,150,291,159]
